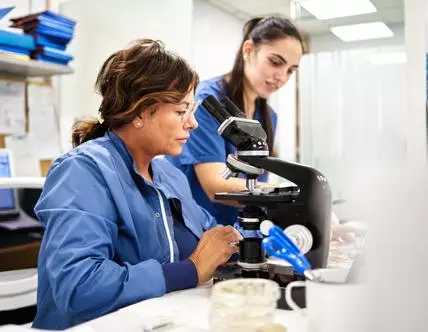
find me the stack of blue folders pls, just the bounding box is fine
[10,10,76,65]
[0,7,35,60]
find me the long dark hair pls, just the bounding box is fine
[226,16,303,153]
[72,39,199,147]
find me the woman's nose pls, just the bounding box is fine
[275,67,290,84]
[185,113,198,130]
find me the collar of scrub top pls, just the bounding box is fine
[107,130,178,198]
[261,220,317,281]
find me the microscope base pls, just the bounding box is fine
[214,262,306,310]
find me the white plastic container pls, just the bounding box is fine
[210,278,281,332]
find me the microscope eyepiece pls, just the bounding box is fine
[201,95,231,123]
[220,96,246,118]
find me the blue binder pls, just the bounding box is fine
[0,44,30,56]
[32,16,74,34]
[40,11,76,28]
[0,30,35,51]
[5,7,75,66]
[32,46,73,64]
[35,33,70,46]
[10,10,76,46]
[28,27,73,42]
[0,6,14,21]
[35,35,67,51]
[38,46,72,61]
[10,10,76,30]
[34,55,71,65]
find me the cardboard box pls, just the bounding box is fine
[0,240,40,272]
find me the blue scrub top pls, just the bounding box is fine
[33,131,216,330]
[167,76,278,226]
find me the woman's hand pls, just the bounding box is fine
[331,221,368,243]
[189,226,242,283]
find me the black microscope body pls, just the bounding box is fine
[201,95,332,309]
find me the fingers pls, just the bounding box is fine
[216,228,242,257]
[220,245,235,261]
[197,226,241,264]
[223,232,241,244]
[230,243,240,254]
[345,221,368,235]
[333,231,356,243]
[332,222,367,243]
[217,225,236,235]
[234,229,243,241]
[214,226,243,241]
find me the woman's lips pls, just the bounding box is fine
[177,137,189,143]
[265,81,279,91]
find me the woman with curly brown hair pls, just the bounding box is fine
[33,39,241,330]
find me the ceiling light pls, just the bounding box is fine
[369,52,407,66]
[298,0,377,20]
[331,22,394,42]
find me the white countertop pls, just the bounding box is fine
[65,240,357,332]
[67,239,359,332]
[0,239,356,332]
[69,285,307,332]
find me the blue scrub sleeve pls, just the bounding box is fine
[162,259,198,292]
[35,156,167,322]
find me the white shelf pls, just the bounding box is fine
[0,54,73,77]
[0,177,45,189]
[0,268,38,311]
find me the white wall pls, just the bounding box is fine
[191,0,244,80]
[58,0,193,150]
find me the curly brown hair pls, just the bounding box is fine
[72,39,199,147]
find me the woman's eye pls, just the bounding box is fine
[269,59,281,66]
[175,110,186,117]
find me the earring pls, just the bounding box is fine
[136,122,142,128]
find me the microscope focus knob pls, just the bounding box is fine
[221,167,237,180]
[284,225,313,254]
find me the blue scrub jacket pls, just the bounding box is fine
[32,130,216,330]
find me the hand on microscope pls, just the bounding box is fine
[331,212,368,243]
[189,226,243,283]
[332,222,367,242]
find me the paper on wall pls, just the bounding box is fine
[27,84,62,159]
[4,133,41,177]
[0,80,26,135]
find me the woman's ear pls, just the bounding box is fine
[132,116,143,129]
[242,39,255,60]
[132,105,158,128]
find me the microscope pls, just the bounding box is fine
[201,95,332,309]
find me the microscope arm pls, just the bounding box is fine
[239,156,329,202]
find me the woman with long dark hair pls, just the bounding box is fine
[168,16,304,226]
